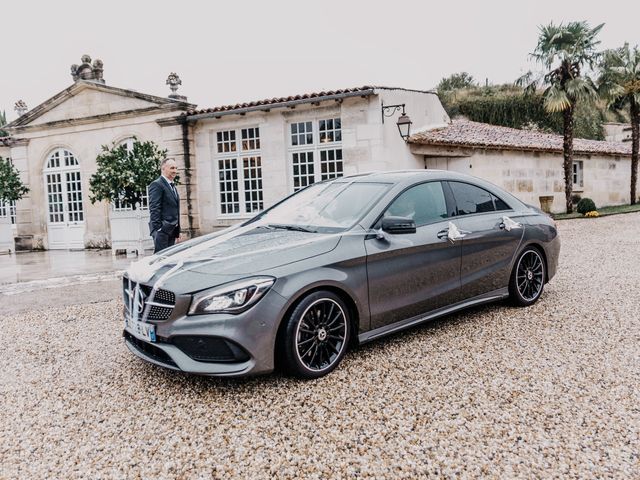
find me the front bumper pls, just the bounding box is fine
[123,288,288,377]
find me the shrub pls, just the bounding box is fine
[89,139,167,210]
[576,197,597,215]
[0,156,29,203]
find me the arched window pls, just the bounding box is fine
[44,148,84,224]
[43,148,85,249]
[46,149,79,169]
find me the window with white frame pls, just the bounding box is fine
[0,200,16,225]
[573,160,584,189]
[215,127,263,216]
[319,118,342,143]
[111,137,150,211]
[289,117,343,192]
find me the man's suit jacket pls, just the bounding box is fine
[148,176,180,238]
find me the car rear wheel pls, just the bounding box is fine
[282,291,350,379]
[509,247,546,306]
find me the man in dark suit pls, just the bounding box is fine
[148,158,180,253]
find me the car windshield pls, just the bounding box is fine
[255,181,390,232]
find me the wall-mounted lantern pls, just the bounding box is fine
[381,103,413,141]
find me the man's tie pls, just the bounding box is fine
[170,182,178,199]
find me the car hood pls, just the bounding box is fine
[126,226,341,294]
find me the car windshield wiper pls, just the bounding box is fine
[262,224,317,233]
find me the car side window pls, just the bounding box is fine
[492,194,511,211]
[384,182,448,226]
[449,182,496,215]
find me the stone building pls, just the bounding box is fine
[1,56,194,250]
[1,57,634,250]
[409,120,633,210]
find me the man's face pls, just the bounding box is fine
[162,160,177,181]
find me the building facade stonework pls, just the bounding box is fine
[3,80,193,249]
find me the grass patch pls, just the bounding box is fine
[553,203,640,220]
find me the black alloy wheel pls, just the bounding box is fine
[282,291,350,378]
[509,247,546,306]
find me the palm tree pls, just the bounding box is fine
[519,21,603,213]
[598,43,640,204]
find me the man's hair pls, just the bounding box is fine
[161,158,175,167]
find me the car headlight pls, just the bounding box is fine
[188,276,275,315]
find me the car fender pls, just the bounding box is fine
[272,266,370,336]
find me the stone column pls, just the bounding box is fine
[8,139,37,250]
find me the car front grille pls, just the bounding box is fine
[123,277,176,321]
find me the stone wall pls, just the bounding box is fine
[425,149,632,212]
[603,122,631,143]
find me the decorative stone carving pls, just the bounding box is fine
[166,72,187,101]
[14,100,28,117]
[70,55,106,84]
[93,59,104,83]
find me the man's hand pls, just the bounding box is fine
[176,234,186,244]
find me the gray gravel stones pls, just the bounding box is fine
[1,213,639,479]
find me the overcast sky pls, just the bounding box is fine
[1,0,638,121]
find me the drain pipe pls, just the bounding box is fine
[178,116,195,238]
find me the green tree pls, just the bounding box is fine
[436,72,477,92]
[598,43,640,204]
[0,156,29,203]
[518,21,603,213]
[0,110,8,137]
[89,139,168,210]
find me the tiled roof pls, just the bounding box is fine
[184,86,377,117]
[409,120,632,157]
[0,136,13,147]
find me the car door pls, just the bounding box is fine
[446,181,524,298]
[365,181,462,330]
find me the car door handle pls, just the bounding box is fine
[437,229,449,239]
[500,216,522,232]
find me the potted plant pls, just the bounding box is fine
[0,156,29,254]
[538,195,555,213]
[89,139,167,256]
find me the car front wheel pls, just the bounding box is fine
[282,291,351,379]
[509,247,546,306]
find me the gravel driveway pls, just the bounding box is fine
[1,213,639,479]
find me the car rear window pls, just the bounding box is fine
[449,182,496,215]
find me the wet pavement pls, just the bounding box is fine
[0,249,133,285]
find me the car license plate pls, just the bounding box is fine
[125,315,156,342]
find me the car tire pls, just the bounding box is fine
[509,247,546,307]
[281,290,351,379]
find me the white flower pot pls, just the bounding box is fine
[0,215,15,254]
[109,208,153,256]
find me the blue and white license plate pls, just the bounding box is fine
[125,315,156,342]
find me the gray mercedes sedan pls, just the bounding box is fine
[123,170,560,378]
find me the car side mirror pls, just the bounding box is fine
[381,216,416,234]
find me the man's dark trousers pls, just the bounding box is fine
[148,176,180,253]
